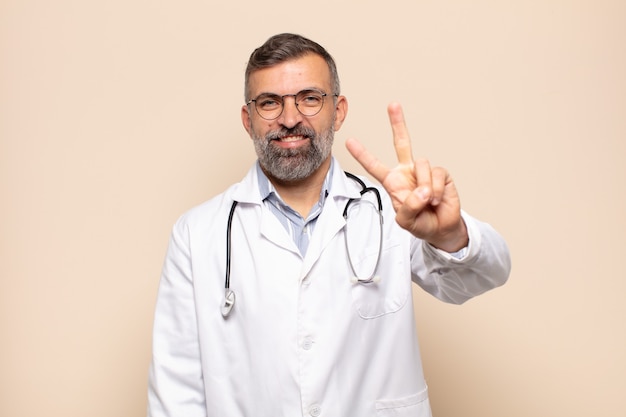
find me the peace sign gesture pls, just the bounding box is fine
[345,103,468,253]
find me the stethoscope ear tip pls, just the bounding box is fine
[221,290,236,317]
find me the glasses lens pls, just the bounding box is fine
[295,90,325,116]
[254,94,283,120]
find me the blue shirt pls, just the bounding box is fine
[256,161,334,256]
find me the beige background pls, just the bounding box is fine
[2,0,625,416]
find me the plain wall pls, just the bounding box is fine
[1,1,625,416]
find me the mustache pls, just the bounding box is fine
[265,125,316,141]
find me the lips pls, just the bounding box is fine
[266,126,316,143]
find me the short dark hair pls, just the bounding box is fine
[244,33,340,101]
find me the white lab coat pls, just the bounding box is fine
[148,158,511,417]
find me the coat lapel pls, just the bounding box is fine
[300,164,362,279]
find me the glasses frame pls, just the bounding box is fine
[246,89,338,120]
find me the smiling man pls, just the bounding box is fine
[242,46,347,217]
[147,33,511,417]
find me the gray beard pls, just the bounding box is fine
[252,124,334,182]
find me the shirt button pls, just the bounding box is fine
[309,404,321,416]
[302,337,314,350]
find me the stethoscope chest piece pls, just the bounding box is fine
[221,289,235,317]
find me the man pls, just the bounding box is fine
[148,33,510,417]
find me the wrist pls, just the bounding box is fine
[427,219,469,253]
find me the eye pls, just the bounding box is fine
[297,91,324,107]
[256,95,281,110]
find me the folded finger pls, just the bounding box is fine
[395,187,431,234]
[430,167,448,206]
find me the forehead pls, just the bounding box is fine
[247,54,332,96]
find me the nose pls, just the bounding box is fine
[278,95,303,128]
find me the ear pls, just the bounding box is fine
[241,104,252,136]
[333,95,348,131]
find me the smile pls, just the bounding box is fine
[274,135,308,143]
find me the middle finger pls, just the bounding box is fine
[388,102,414,166]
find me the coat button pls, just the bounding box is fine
[309,404,321,416]
[302,337,314,350]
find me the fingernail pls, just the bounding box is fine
[416,187,431,201]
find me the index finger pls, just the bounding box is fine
[345,137,390,184]
[388,102,414,165]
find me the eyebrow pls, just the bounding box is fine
[253,87,326,97]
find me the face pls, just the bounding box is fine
[242,54,347,183]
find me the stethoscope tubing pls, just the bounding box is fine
[225,200,238,291]
[221,172,382,317]
[221,201,238,317]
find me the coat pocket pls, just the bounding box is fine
[375,388,431,417]
[349,241,410,319]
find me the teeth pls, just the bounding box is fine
[280,135,305,142]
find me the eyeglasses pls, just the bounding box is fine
[246,89,337,120]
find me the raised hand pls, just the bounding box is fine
[345,102,468,253]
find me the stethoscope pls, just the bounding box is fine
[221,171,383,317]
